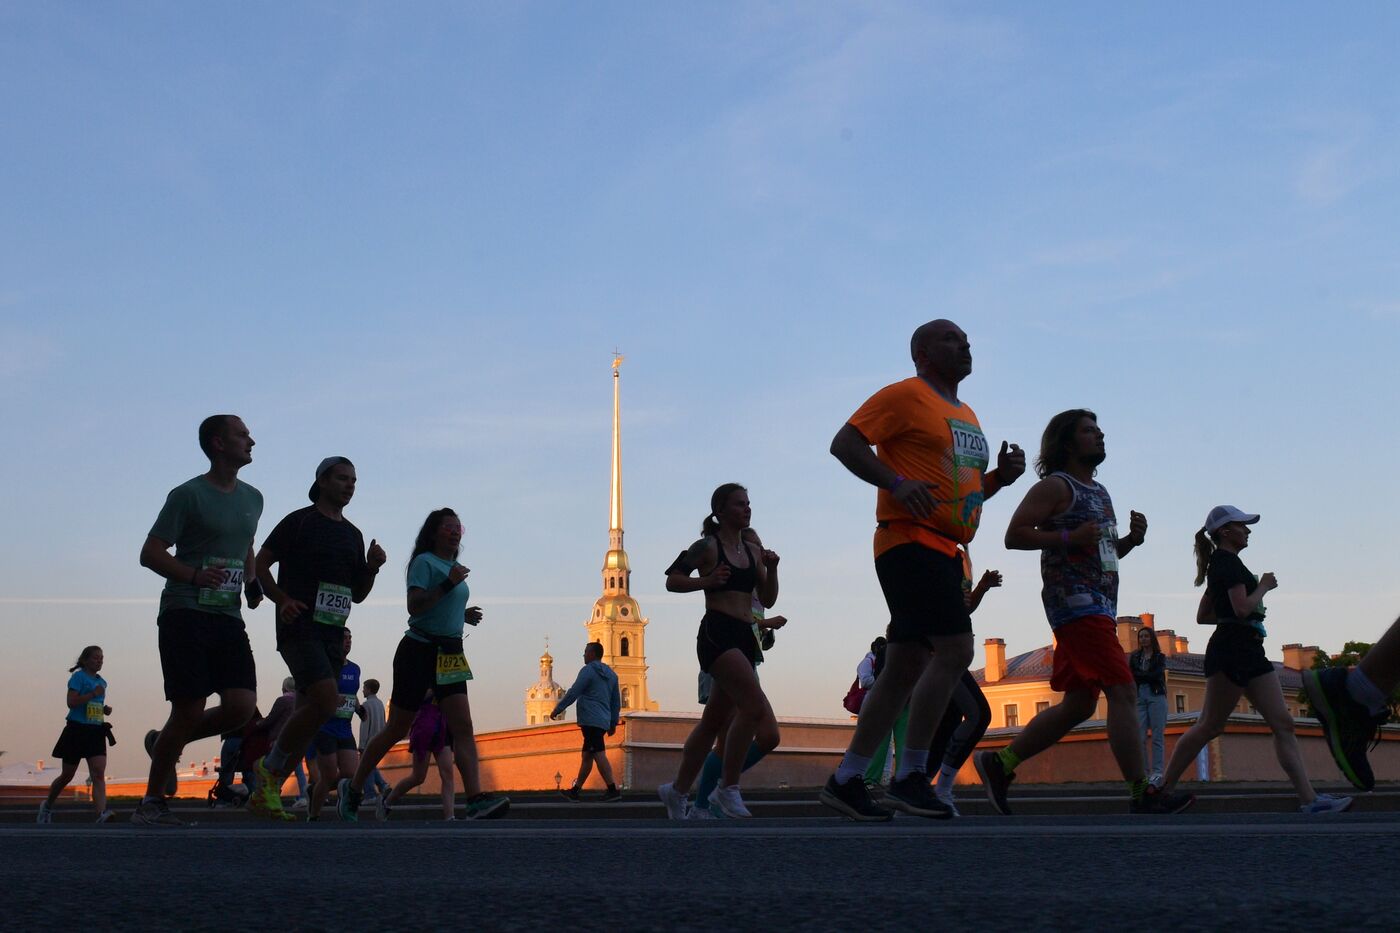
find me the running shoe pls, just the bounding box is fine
[464,793,510,820]
[819,774,893,822]
[687,804,716,820]
[337,778,362,822]
[290,797,309,811]
[886,772,954,819]
[96,809,114,823]
[933,784,961,817]
[375,794,392,822]
[601,786,623,803]
[36,801,52,824]
[657,782,690,820]
[144,728,179,798]
[1304,667,1388,792]
[245,758,293,821]
[1130,785,1195,814]
[131,798,182,828]
[559,785,580,802]
[1300,793,1354,814]
[974,751,1015,816]
[710,785,752,818]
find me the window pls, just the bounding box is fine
[620,607,629,617]
[621,687,631,709]
[620,636,630,657]
[1004,704,1019,728]
[1175,694,1186,714]
[1035,701,1050,715]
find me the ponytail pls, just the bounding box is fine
[1193,528,1216,587]
[70,645,101,673]
[701,483,747,537]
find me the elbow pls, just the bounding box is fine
[665,576,686,593]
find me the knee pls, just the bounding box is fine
[223,696,256,726]
[1066,695,1098,723]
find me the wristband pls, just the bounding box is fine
[1060,530,1070,548]
[890,475,906,492]
[439,577,456,595]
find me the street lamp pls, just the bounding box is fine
[554,771,562,791]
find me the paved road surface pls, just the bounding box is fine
[5,815,1399,930]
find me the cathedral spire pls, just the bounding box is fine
[609,352,624,551]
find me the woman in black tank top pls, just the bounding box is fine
[657,483,782,820]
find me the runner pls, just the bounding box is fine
[1154,507,1352,813]
[551,641,622,802]
[820,320,1025,821]
[1305,617,1400,792]
[39,646,114,823]
[926,549,1000,815]
[338,507,509,821]
[657,484,781,819]
[305,628,362,820]
[134,415,264,827]
[380,692,458,821]
[975,409,1193,815]
[245,456,384,821]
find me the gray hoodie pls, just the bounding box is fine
[553,659,621,731]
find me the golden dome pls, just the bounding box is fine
[603,549,630,571]
[592,593,642,622]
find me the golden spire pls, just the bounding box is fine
[609,351,624,549]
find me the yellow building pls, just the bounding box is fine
[978,612,1319,727]
[523,646,566,725]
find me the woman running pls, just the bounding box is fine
[378,692,458,820]
[658,483,780,819]
[1131,626,1167,782]
[1155,506,1352,813]
[338,508,508,821]
[39,646,113,823]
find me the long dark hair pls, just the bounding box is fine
[69,645,101,673]
[701,483,747,537]
[1193,526,1220,587]
[1134,627,1161,660]
[409,508,460,577]
[1035,409,1097,479]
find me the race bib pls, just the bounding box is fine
[1253,575,1268,618]
[85,702,104,723]
[1098,523,1119,572]
[197,557,244,608]
[313,582,353,626]
[335,693,357,719]
[947,418,990,471]
[435,650,473,685]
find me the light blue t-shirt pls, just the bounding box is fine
[405,552,469,640]
[67,670,107,725]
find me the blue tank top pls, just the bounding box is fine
[1039,473,1120,629]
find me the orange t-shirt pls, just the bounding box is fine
[847,377,990,558]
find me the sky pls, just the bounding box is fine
[3,2,1400,778]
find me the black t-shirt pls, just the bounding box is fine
[1206,550,1264,624]
[262,506,367,641]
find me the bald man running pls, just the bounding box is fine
[820,320,1025,820]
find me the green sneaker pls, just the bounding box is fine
[464,793,510,820]
[246,758,294,822]
[337,778,362,822]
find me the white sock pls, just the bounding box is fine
[895,749,929,780]
[1346,667,1389,715]
[835,752,872,785]
[935,764,957,792]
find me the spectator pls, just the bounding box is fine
[1131,627,1168,782]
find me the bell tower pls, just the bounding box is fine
[585,354,657,712]
[524,642,566,725]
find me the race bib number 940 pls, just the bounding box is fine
[197,558,244,608]
[313,583,353,626]
[947,419,990,471]
[435,652,473,685]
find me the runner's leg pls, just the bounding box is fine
[46,761,79,807]
[1103,682,1145,781]
[436,747,455,820]
[1245,671,1316,804]
[1159,673,1242,793]
[89,756,107,815]
[352,705,414,793]
[441,692,482,799]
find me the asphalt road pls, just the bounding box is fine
[5,815,1399,931]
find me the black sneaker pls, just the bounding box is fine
[974,751,1015,815]
[1305,667,1387,792]
[819,774,893,822]
[559,786,580,802]
[601,786,622,802]
[1131,784,1195,814]
[886,772,954,819]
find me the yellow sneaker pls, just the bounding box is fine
[246,758,295,822]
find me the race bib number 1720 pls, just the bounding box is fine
[948,419,990,471]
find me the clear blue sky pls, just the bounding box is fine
[4,2,1399,777]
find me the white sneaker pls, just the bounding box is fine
[37,801,52,824]
[687,803,716,820]
[710,784,752,819]
[96,809,114,823]
[933,785,960,817]
[1300,793,1354,815]
[376,795,392,822]
[657,782,690,820]
[290,797,309,811]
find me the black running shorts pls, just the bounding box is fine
[278,631,346,692]
[157,608,258,701]
[696,610,756,674]
[389,634,468,713]
[1203,625,1274,687]
[874,543,972,643]
[580,725,607,754]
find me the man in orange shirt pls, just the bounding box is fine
[820,319,1025,820]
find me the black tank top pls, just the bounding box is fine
[704,537,758,594]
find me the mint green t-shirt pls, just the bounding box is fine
[405,552,469,639]
[149,475,263,621]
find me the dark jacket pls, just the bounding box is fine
[1130,650,1167,696]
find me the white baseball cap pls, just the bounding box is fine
[1203,505,1260,533]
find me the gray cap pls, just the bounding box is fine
[1203,505,1260,533]
[309,456,353,502]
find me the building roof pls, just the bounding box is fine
[974,645,1303,691]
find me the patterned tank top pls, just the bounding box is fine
[1039,472,1120,629]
